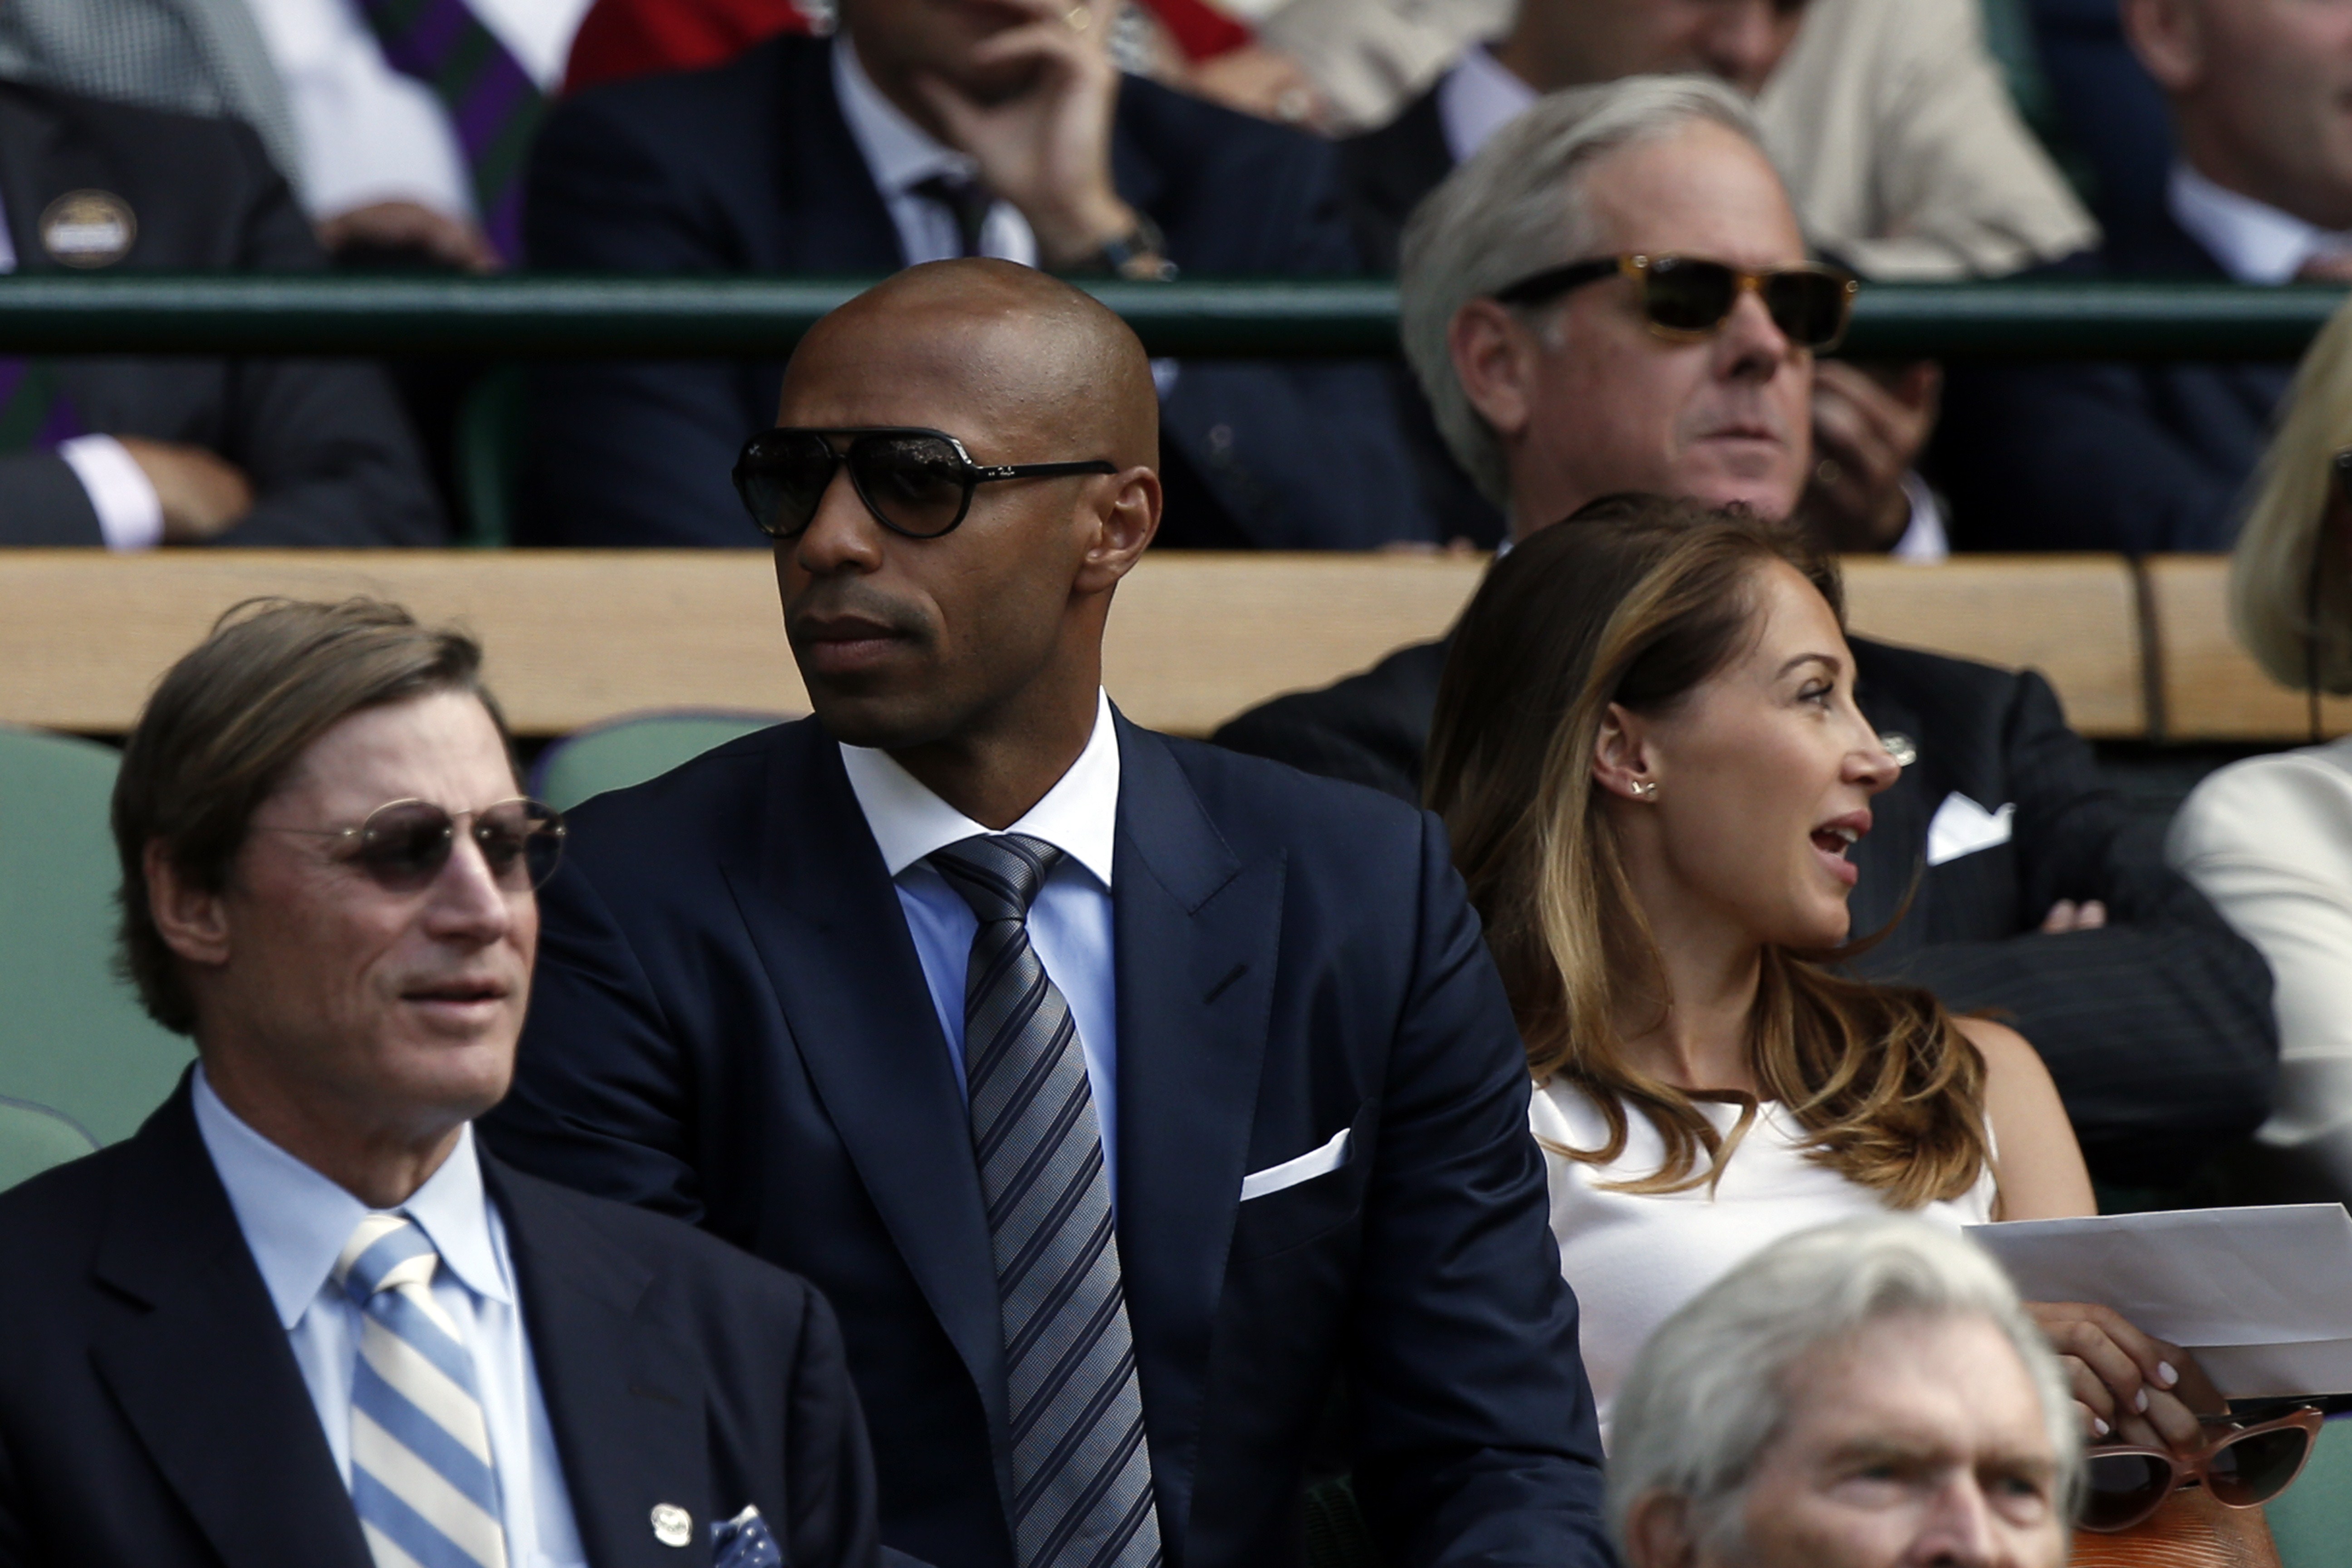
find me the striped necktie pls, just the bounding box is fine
[928,833,1162,1568]
[910,173,993,260]
[0,359,83,452]
[336,1213,510,1568]
[350,0,545,263]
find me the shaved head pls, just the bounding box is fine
[769,260,1163,828]
[789,260,1158,472]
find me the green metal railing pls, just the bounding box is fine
[0,274,2342,359]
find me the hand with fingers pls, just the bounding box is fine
[1803,360,1942,553]
[911,0,1142,269]
[2027,1301,2225,1453]
[2040,898,2109,935]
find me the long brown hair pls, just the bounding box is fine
[1426,498,1988,1207]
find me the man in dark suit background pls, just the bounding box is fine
[1931,0,2336,553]
[485,260,1611,1568]
[1215,78,2278,1189]
[0,82,441,546]
[0,599,878,1568]
[519,0,1430,551]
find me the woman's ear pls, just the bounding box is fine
[1621,1490,1702,1568]
[145,838,233,968]
[1592,702,1659,801]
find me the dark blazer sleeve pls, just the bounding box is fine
[210,138,443,547]
[495,853,711,1218]
[779,1286,887,1568]
[0,451,102,543]
[518,87,776,547]
[1931,358,2277,553]
[1857,669,2278,1179]
[1350,812,1610,1568]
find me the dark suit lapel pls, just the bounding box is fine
[488,1160,709,1568]
[718,722,1009,1437]
[774,37,911,271]
[1107,718,1281,1534]
[88,1084,373,1568]
[0,85,68,274]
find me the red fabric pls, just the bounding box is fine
[559,0,1249,98]
[1142,0,1250,60]
[563,0,810,95]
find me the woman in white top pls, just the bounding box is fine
[1424,497,2212,1448]
[2173,289,2352,1205]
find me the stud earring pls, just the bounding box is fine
[1631,779,1658,799]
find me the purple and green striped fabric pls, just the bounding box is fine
[354,0,546,264]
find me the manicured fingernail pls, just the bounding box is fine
[2158,1362,2179,1387]
[2135,1389,2150,1413]
[2093,1418,2111,1437]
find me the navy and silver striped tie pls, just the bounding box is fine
[929,833,1162,1568]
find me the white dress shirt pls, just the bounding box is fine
[2169,162,2352,285]
[0,195,162,549]
[838,687,1122,1196]
[832,36,1040,269]
[191,1067,588,1568]
[242,0,591,223]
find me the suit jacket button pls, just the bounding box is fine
[651,1503,693,1548]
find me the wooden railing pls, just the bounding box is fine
[0,549,2320,744]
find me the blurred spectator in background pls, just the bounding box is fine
[1933,0,2349,552]
[0,81,441,545]
[2172,292,2352,1210]
[519,0,1428,549]
[1216,80,2278,1192]
[1426,499,2215,1454]
[1610,1216,2078,1568]
[2027,0,2175,254]
[564,0,1338,128]
[0,0,590,269]
[1340,0,2095,553]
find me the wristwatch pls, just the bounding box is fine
[1071,211,1178,282]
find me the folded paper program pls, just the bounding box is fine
[1967,1205,2352,1399]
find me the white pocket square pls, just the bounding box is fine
[1926,792,2015,867]
[1240,1128,1351,1201]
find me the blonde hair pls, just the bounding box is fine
[1426,499,1989,1206]
[2234,291,2352,691]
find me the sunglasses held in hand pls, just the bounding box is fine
[734,427,1118,541]
[1492,252,1860,352]
[258,798,568,893]
[2076,1406,2323,1533]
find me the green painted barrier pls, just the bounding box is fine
[0,274,2340,360]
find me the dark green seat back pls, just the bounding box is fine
[532,712,785,814]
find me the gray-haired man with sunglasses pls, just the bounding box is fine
[0,598,885,1568]
[1218,76,2279,1209]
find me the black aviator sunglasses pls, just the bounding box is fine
[734,426,1118,541]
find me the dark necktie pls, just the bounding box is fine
[911,172,994,260]
[927,833,1162,1568]
[350,0,546,264]
[0,359,83,452]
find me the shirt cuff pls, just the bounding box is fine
[1891,470,1949,564]
[57,435,164,551]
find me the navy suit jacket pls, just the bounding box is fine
[1929,209,2292,553]
[518,35,1431,551]
[1214,635,2278,1186]
[0,83,442,547]
[0,1080,881,1568]
[484,713,1611,1568]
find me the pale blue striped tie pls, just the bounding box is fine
[336,1213,510,1568]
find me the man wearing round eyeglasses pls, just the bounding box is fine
[490,258,1615,1568]
[1217,76,2279,1215]
[0,597,884,1568]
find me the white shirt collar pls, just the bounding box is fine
[2168,161,2352,284]
[191,1064,512,1329]
[832,34,980,201]
[838,688,1120,888]
[1436,45,1536,167]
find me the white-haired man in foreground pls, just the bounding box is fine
[1610,1217,2079,1568]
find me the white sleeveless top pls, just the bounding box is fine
[1532,1080,1997,1441]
